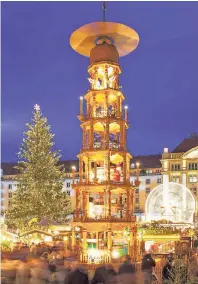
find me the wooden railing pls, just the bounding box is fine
[80,143,125,152]
[73,180,131,187]
[73,215,136,222]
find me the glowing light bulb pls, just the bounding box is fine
[112,250,119,258]
[72,166,76,171]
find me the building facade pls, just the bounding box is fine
[131,134,198,222]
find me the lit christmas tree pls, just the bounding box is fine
[6,104,71,231]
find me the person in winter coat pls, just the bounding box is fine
[162,259,173,283]
[119,255,137,284]
[106,264,117,284]
[16,262,30,284]
[64,265,89,284]
[91,265,107,284]
[29,259,50,284]
[141,253,156,284]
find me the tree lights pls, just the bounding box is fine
[5,105,71,231]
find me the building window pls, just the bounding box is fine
[157,178,162,184]
[1,201,4,206]
[8,201,12,207]
[1,210,4,216]
[66,191,70,196]
[156,170,161,174]
[189,176,197,183]
[146,179,150,184]
[188,163,198,170]
[172,176,180,183]
[135,188,139,194]
[192,188,197,196]
[66,182,71,188]
[171,164,181,171]
[146,188,150,194]
[135,198,139,204]
[9,192,12,198]
[134,206,140,212]
[8,184,12,189]
[1,193,4,198]
[146,170,152,174]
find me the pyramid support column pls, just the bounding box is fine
[123,153,127,183]
[89,123,94,150]
[130,188,134,215]
[82,126,86,150]
[75,188,79,218]
[104,65,108,88]
[105,155,110,182]
[96,231,99,249]
[105,93,108,116]
[79,157,83,182]
[117,94,121,117]
[72,228,76,250]
[94,161,97,181]
[87,156,90,183]
[108,189,111,217]
[93,94,96,117]
[105,120,110,149]
[126,156,130,181]
[126,189,130,218]
[124,125,127,151]
[130,226,138,262]
[104,189,107,216]
[120,121,124,150]
[82,191,87,218]
[82,228,87,263]
[107,228,112,263]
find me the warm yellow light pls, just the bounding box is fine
[54,231,59,235]
[108,66,113,76]
[136,162,140,168]
[44,236,52,242]
[32,239,40,244]
[63,236,68,241]
[72,166,76,171]
[112,250,119,259]
[98,67,104,75]
[80,96,83,100]
[141,235,180,240]
[110,153,123,164]
[87,249,104,257]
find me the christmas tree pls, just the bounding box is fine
[6,104,71,231]
[163,258,198,284]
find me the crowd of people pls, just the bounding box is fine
[1,242,198,284]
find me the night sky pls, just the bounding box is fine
[2,1,198,162]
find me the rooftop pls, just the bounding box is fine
[131,154,162,169]
[172,133,198,153]
[1,160,79,176]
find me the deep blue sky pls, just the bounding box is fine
[2,1,198,162]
